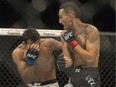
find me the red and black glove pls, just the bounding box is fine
[62,30,78,48]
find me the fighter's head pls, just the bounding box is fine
[58,2,81,29]
[22,29,41,45]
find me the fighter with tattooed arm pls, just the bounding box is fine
[59,2,101,87]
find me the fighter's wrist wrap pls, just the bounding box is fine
[62,30,78,48]
[26,48,39,65]
[69,39,78,48]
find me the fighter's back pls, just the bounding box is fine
[33,38,57,82]
[12,38,62,85]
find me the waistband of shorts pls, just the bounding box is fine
[74,66,99,70]
[31,79,57,86]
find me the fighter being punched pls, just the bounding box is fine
[12,29,62,87]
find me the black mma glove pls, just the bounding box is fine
[62,30,78,48]
[26,48,39,65]
[57,55,65,71]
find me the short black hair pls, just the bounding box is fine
[59,2,81,18]
[22,29,40,44]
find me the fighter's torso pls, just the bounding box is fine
[33,42,56,82]
[71,24,99,67]
[73,28,87,66]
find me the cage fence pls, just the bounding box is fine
[0,31,115,87]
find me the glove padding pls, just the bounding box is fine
[26,48,39,65]
[57,55,65,71]
[62,29,78,48]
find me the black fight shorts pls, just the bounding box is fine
[71,67,100,87]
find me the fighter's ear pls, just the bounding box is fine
[68,13,74,20]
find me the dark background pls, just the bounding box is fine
[0,0,115,32]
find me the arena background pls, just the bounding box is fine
[0,0,115,87]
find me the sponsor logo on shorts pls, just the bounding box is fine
[75,68,81,72]
[85,75,96,87]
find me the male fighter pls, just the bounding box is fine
[12,29,62,87]
[59,2,101,87]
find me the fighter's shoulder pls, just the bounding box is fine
[41,38,58,47]
[42,38,57,42]
[12,44,24,54]
[86,24,99,35]
[86,24,100,40]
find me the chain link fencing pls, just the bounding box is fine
[0,32,115,87]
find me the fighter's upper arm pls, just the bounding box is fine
[86,26,100,57]
[12,48,27,72]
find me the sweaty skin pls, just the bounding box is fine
[12,38,62,84]
[72,25,100,67]
[59,8,100,68]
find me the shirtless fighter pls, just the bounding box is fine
[12,29,62,87]
[59,2,101,87]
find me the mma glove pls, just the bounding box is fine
[26,48,39,65]
[62,29,78,48]
[57,55,65,71]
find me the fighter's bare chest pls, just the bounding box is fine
[76,33,86,48]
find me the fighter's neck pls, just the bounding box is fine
[72,19,86,34]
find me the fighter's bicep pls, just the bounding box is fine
[12,49,26,70]
[86,28,100,56]
[86,42,99,57]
